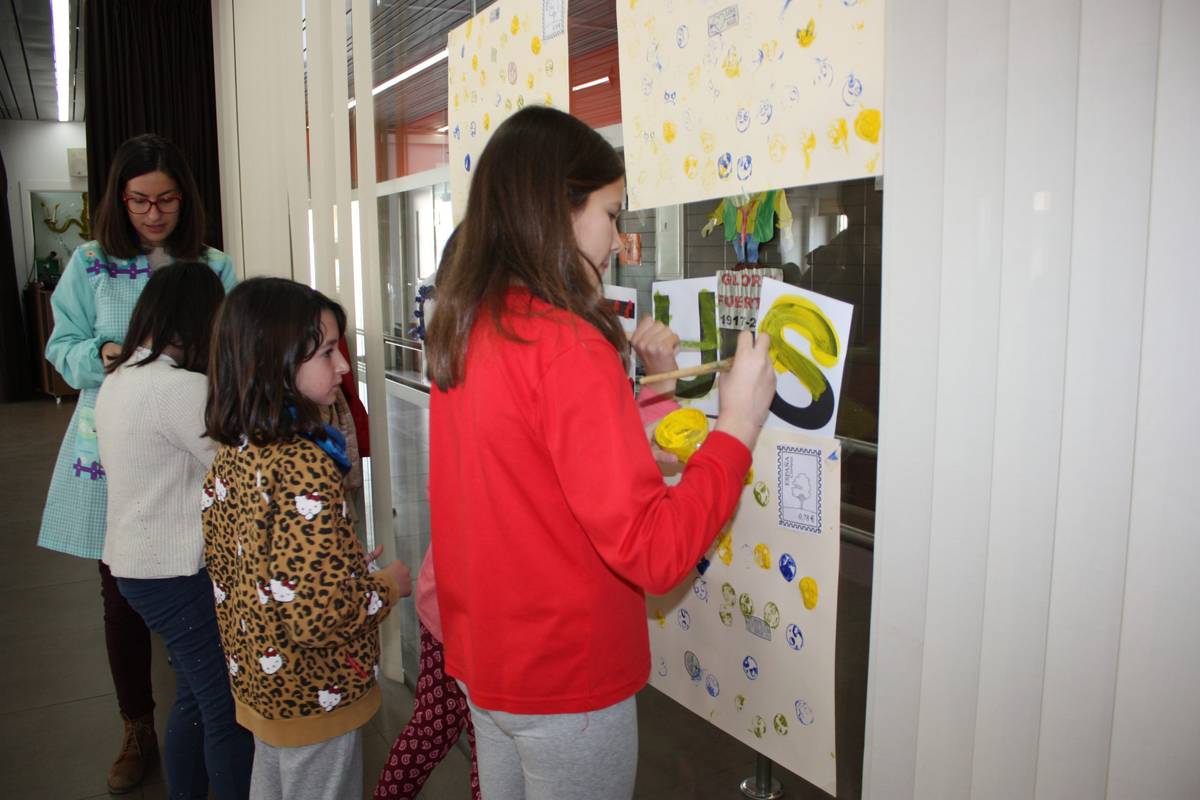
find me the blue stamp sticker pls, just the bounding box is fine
[742,656,759,680]
[778,553,797,582]
[785,623,804,651]
[705,673,720,697]
[777,444,823,534]
[685,650,703,681]
[678,609,692,631]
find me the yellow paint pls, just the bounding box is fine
[701,159,717,191]
[745,467,754,486]
[758,295,842,400]
[662,121,678,144]
[739,592,754,618]
[453,93,460,110]
[471,53,478,72]
[479,69,487,86]
[866,153,879,172]
[802,131,817,170]
[501,33,509,47]
[482,112,491,131]
[505,98,513,111]
[761,40,780,61]
[800,576,819,609]
[531,36,542,55]
[753,543,772,570]
[716,527,734,565]
[721,582,736,605]
[722,47,742,78]
[735,694,746,711]
[683,155,699,179]
[688,66,701,89]
[466,19,473,38]
[700,131,716,154]
[854,108,882,144]
[797,18,816,47]
[654,408,709,462]
[511,15,520,35]
[829,118,849,152]
[654,608,666,627]
[769,133,788,163]
[545,92,554,106]
[855,21,865,31]
[527,72,535,89]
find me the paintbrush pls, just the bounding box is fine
[638,358,733,385]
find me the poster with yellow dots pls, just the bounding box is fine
[616,0,883,211]
[646,426,841,792]
[447,0,571,222]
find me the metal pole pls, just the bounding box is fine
[739,753,784,799]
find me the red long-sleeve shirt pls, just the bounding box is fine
[429,289,750,714]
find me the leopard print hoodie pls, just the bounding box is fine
[202,436,402,747]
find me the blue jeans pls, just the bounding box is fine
[118,568,253,800]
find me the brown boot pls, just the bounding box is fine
[106,712,158,794]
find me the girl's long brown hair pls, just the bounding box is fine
[424,106,627,390]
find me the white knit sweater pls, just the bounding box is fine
[97,348,216,579]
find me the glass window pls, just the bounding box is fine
[679,178,881,535]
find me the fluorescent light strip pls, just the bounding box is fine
[348,48,448,110]
[51,0,70,121]
[436,125,449,133]
[571,76,610,92]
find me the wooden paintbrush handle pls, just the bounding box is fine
[638,357,733,385]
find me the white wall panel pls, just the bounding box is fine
[1106,1,1200,797]
[911,0,1008,795]
[862,1,947,797]
[1034,1,1160,797]
[969,1,1080,795]
[870,0,1198,796]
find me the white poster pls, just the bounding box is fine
[447,0,570,222]
[617,0,885,210]
[757,278,854,439]
[647,427,841,793]
[651,277,721,416]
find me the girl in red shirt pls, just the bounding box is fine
[424,106,776,800]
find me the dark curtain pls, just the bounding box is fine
[84,0,223,249]
[0,149,35,401]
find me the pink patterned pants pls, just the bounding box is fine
[374,623,481,799]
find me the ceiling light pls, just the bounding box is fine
[571,76,610,92]
[436,125,449,133]
[347,48,449,110]
[51,0,70,121]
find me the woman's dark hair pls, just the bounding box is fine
[92,133,208,259]
[424,106,626,390]
[106,263,225,374]
[205,277,347,446]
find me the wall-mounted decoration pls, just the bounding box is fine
[31,191,90,284]
[647,426,841,793]
[616,1,884,210]
[757,278,853,439]
[447,0,571,222]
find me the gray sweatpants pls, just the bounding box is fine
[465,691,638,800]
[248,728,362,800]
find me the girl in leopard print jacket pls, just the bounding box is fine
[203,278,411,799]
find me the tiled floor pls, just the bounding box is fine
[0,397,870,799]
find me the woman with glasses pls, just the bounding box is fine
[37,133,238,796]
